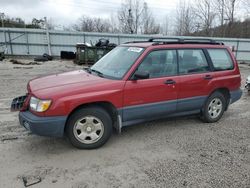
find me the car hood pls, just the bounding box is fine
[29,70,105,92]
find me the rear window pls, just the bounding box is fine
[207,49,234,71]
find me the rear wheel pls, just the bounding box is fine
[201,91,227,123]
[66,106,112,149]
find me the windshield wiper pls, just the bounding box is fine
[84,67,92,74]
[90,69,104,77]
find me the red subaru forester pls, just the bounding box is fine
[11,38,242,149]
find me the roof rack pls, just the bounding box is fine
[124,40,149,44]
[149,37,224,45]
[124,37,224,45]
[148,37,182,42]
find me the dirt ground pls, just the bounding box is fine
[0,58,249,188]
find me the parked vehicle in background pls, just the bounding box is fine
[245,75,250,92]
[11,38,242,149]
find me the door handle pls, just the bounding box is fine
[204,75,213,80]
[164,79,176,85]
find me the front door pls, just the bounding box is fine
[122,49,179,123]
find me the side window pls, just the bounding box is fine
[207,49,234,71]
[137,50,177,78]
[178,49,210,74]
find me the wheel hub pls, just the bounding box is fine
[86,126,92,133]
[208,98,223,119]
[73,115,104,144]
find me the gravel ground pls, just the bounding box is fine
[0,59,249,188]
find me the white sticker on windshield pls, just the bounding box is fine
[128,47,143,53]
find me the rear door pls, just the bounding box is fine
[177,49,215,112]
[207,48,240,90]
[122,49,179,123]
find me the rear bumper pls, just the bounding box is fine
[230,89,243,104]
[19,111,67,137]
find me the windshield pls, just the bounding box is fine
[90,46,144,79]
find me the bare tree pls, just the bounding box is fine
[73,16,112,33]
[244,0,250,12]
[194,0,216,36]
[118,0,145,34]
[77,16,95,32]
[162,15,170,35]
[213,0,225,26]
[46,18,55,30]
[141,2,160,34]
[109,13,120,33]
[224,0,238,23]
[175,0,195,35]
[94,18,111,33]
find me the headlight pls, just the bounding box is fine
[29,97,52,112]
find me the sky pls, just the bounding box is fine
[0,0,178,28]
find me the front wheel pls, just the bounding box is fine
[66,106,112,149]
[201,92,227,123]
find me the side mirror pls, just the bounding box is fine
[132,71,150,80]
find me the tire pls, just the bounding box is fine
[66,106,112,149]
[201,91,227,123]
[34,56,48,62]
[43,53,53,61]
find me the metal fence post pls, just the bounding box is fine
[118,35,120,45]
[236,40,239,59]
[3,30,7,52]
[44,17,52,56]
[25,29,29,54]
[7,30,13,55]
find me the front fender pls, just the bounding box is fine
[44,89,123,116]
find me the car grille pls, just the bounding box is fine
[11,95,27,111]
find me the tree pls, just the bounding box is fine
[224,0,238,23]
[194,0,216,36]
[0,14,26,28]
[94,18,111,33]
[78,16,95,32]
[141,2,160,34]
[73,16,112,33]
[213,0,225,26]
[109,13,120,33]
[175,0,195,35]
[244,0,250,13]
[118,0,145,34]
[162,15,170,35]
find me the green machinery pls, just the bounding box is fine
[74,43,115,65]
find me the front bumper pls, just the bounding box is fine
[19,111,67,137]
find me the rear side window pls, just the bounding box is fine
[178,49,209,74]
[207,49,234,71]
